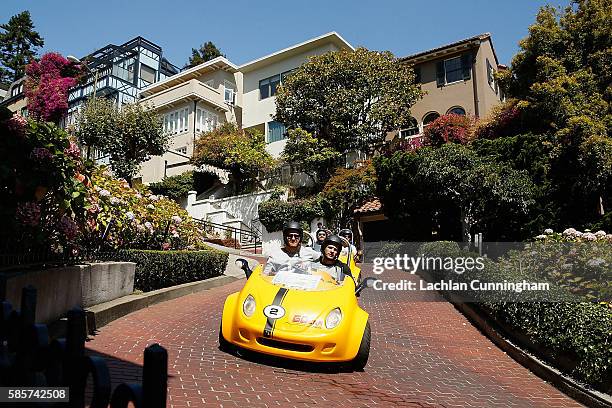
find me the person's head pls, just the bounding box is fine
[315,229,327,243]
[282,220,303,249]
[338,228,353,245]
[321,235,343,263]
[317,222,323,229]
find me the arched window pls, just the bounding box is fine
[447,106,466,115]
[423,112,440,128]
[399,117,419,138]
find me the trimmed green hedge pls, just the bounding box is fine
[418,241,612,391]
[258,197,327,232]
[112,249,228,292]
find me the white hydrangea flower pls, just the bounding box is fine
[544,228,553,234]
[99,189,111,197]
[535,234,547,240]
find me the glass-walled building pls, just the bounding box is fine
[65,36,179,128]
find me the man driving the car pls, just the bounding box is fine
[263,220,319,275]
[310,235,352,283]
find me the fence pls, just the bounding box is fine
[195,218,261,254]
[0,285,168,407]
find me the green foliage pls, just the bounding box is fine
[258,197,327,232]
[85,168,207,251]
[321,160,377,225]
[185,41,224,69]
[0,11,44,84]
[375,145,537,241]
[76,100,168,181]
[281,128,342,186]
[495,0,612,226]
[275,47,423,154]
[418,240,612,390]
[110,249,228,292]
[0,109,89,251]
[149,171,195,202]
[191,122,275,190]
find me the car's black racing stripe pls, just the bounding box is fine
[263,287,289,338]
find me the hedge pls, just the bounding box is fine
[258,197,327,232]
[111,249,228,292]
[418,241,612,391]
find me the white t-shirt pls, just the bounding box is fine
[263,246,320,275]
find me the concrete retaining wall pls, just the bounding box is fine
[1,262,135,323]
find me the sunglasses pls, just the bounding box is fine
[286,233,301,239]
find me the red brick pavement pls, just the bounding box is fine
[86,267,583,408]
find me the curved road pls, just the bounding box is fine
[86,267,582,407]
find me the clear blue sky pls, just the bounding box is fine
[2,0,567,68]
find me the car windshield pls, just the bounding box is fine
[262,259,346,291]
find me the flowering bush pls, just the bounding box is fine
[0,108,89,253]
[81,167,208,250]
[25,53,85,124]
[473,99,522,140]
[423,113,475,147]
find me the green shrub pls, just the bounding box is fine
[111,249,228,292]
[258,197,327,232]
[417,240,612,389]
[149,171,195,202]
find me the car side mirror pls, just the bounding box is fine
[235,258,252,279]
[355,277,377,296]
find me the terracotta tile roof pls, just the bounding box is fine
[354,198,382,214]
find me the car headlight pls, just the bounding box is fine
[243,294,256,317]
[325,308,342,329]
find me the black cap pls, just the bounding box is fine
[282,220,303,245]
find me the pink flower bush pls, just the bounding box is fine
[58,215,79,241]
[29,147,53,161]
[16,202,42,227]
[25,53,85,124]
[5,114,27,137]
[423,114,475,147]
[64,141,81,160]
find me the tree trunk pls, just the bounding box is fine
[460,207,473,244]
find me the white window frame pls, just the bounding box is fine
[195,107,218,133]
[175,146,188,155]
[223,80,236,104]
[163,107,189,136]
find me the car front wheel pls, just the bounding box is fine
[351,321,371,371]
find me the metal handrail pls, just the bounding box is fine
[194,218,262,254]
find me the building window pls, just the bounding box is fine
[267,121,286,143]
[259,74,280,99]
[20,107,28,117]
[399,117,419,138]
[195,108,218,133]
[280,69,294,83]
[486,59,497,93]
[436,54,471,86]
[11,83,23,97]
[224,80,236,104]
[163,107,189,135]
[140,64,156,84]
[447,106,466,115]
[176,146,188,154]
[423,112,440,128]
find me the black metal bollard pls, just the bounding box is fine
[143,344,167,408]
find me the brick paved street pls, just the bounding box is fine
[86,267,582,407]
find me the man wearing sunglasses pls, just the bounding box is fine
[263,220,319,275]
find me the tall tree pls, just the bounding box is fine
[275,47,423,155]
[0,11,44,84]
[76,100,168,183]
[184,41,224,68]
[495,0,612,224]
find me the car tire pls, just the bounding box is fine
[218,322,234,353]
[351,321,371,371]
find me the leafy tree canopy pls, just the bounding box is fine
[275,47,423,155]
[0,11,44,84]
[185,41,224,69]
[191,122,275,190]
[75,99,168,182]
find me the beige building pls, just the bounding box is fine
[1,77,28,116]
[137,57,241,183]
[397,33,504,138]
